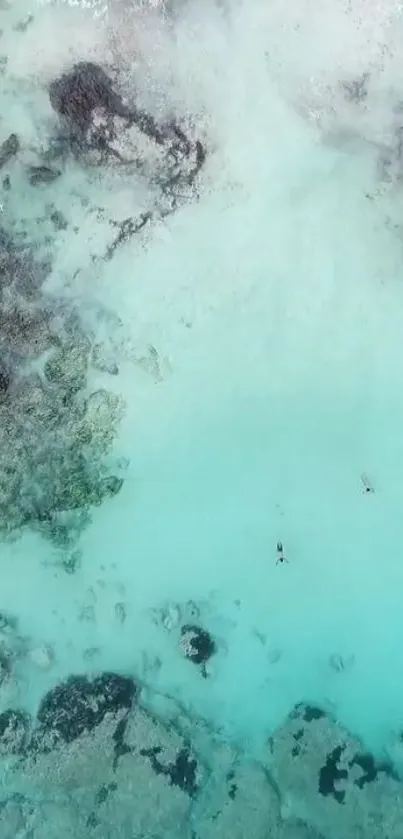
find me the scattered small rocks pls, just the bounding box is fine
[162,604,181,632]
[60,549,82,575]
[152,600,201,633]
[114,602,126,624]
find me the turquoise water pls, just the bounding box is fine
[2,0,403,835]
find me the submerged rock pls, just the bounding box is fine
[49,61,171,150]
[48,61,207,216]
[33,672,137,749]
[24,697,200,831]
[179,624,216,666]
[28,166,61,187]
[49,62,132,132]
[119,699,203,794]
[268,702,403,839]
[0,363,10,395]
[0,134,19,170]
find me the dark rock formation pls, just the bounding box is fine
[28,166,61,186]
[49,62,133,132]
[179,624,216,666]
[0,134,19,170]
[48,61,166,149]
[47,61,207,224]
[140,744,199,796]
[318,745,348,803]
[0,363,10,395]
[33,672,137,749]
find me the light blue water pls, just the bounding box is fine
[2,0,403,835]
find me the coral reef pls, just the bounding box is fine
[0,226,125,546]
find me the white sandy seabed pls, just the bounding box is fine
[3,0,403,835]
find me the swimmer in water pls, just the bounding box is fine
[276,540,288,564]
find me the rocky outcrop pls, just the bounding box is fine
[32,673,137,750]
[267,702,403,839]
[0,134,19,170]
[48,60,195,156]
[2,678,403,839]
[179,623,217,672]
[47,61,206,223]
[49,62,134,135]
